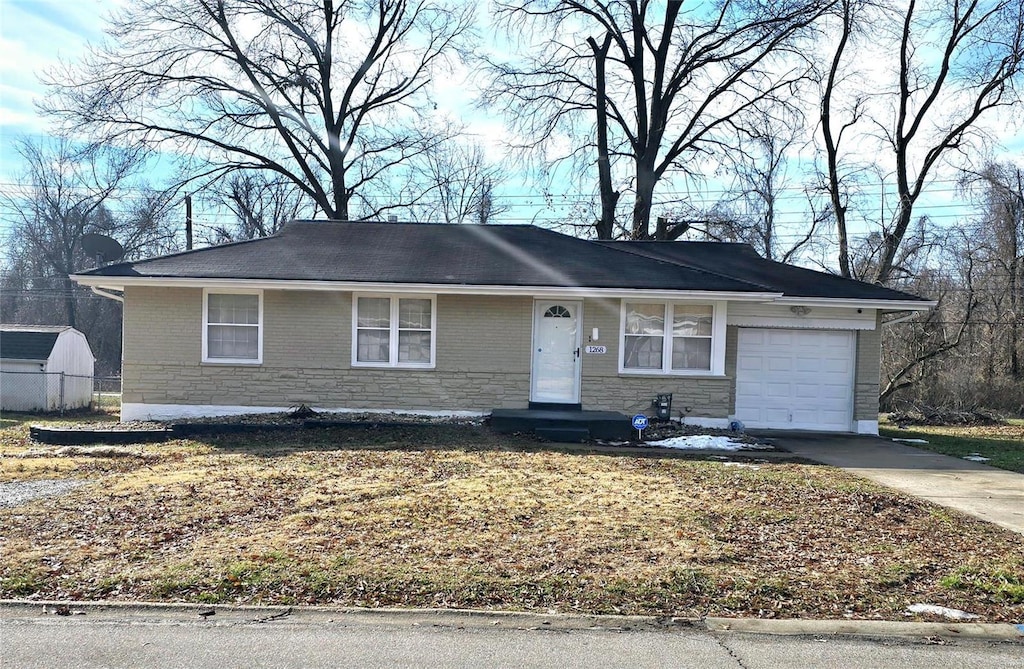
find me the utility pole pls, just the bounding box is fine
[185,194,193,250]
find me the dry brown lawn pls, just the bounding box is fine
[1,417,1022,621]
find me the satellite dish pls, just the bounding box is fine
[81,234,125,266]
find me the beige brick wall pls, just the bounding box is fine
[263,290,348,368]
[123,288,878,422]
[578,298,733,417]
[122,287,532,410]
[853,312,882,421]
[436,295,532,373]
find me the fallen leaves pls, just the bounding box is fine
[0,423,1022,622]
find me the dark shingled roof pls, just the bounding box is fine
[0,326,68,361]
[596,240,928,302]
[78,221,769,293]
[77,220,928,303]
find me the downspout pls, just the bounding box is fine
[90,286,124,303]
[882,311,917,326]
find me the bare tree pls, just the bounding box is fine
[0,136,176,327]
[206,172,316,242]
[411,142,508,224]
[686,108,823,261]
[962,163,1024,378]
[43,0,474,221]
[0,136,178,372]
[485,0,836,239]
[819,0,1024,283]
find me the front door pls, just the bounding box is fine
[531,300,582,404]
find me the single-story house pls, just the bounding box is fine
[71,220,933,433]
[0,325,95,412]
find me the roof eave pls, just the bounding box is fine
[71,274,783,302]
[72,274,936,308]
[774,296,937,310]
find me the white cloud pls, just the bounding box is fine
[0,0,120,135]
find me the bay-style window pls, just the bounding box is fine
[203,290,262,364]
[353,294,435,368]
[620,301,725,375]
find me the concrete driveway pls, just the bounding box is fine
[757,433,1024,535]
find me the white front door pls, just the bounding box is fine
[531,300,582,404]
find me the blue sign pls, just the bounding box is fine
[631,414,649,430]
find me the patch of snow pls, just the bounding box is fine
[723,462,760,469]
[646,435,749,451]
[962,453,991,462]
[906,603,979,621]
[892,438,930,444]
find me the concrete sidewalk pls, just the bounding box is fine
[760,433,1024,534]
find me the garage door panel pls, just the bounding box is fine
[791,409,820,424]
[735,380,763,395]
[820,383,850,399]
[820,408,850,422]
[824,332,853,347]
[740,329,765,345]
[735,328,855,431]
[819,360,849,375]
[794,383,820,398]
[795,331,823,346]
[793,358,820,372]
[738,358,763,372]
[763,408,791,423]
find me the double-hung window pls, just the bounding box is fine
[353,294,435,368]
[621,301,722,374]
[203,290,262,364]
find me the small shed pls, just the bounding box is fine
[0,326,95,412]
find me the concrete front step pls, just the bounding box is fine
[490,408,632,441]
[534,426,592,442]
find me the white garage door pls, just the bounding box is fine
[735,329,855,431]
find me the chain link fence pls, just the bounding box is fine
[92,375,122,412]
[0,370,121,414]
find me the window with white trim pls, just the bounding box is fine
[353,294,435,367]
[621,302,718,374]
[203,291,262,363]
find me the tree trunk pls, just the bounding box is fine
[633,157,657,239]
[1010,254,1020,378]
[64,277,77,328]
[588,33,618,240]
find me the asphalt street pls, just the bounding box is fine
[2,607,1021,669]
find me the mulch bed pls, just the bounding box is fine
[30,408,772,450]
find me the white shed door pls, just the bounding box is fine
[735,329,855,431]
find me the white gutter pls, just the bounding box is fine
[71,275,937,310]
[773,296,937,311]
[89,286,124,303]
[70,274,784,303]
